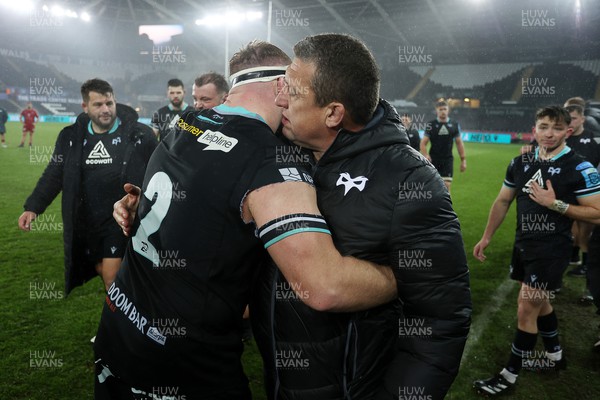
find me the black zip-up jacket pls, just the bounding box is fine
[252,100,471,400]
[23,104,157,294]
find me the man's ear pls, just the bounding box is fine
[325,102,345,129]
[81,102,88,113]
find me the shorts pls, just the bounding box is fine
[84,229,128,264]
[22,125,35,133]
[509,240,571,291]
[431,157,453,181]
[94,358,252,400]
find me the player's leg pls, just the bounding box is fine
[1,132,6,147]
[431,158,453,193]
[95,258,122,291]
[28,129,34,146]
[19,127,27,147]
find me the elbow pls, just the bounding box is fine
[301,284,341,312]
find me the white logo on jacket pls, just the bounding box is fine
[336,172,368,195]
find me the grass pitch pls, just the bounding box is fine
[1,122,599,399]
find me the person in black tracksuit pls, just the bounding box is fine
[18,79,157,294]
[252,33,471,400]
[400,113,421,151]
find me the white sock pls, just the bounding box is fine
[500,368,518,384]
[546,350,562,361]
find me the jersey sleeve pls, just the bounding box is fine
[453,123,461,139]
[424,123,432,138]
[573,161,600,198]
[150,111,160,129]
[503,158,517,188]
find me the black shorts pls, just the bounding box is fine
[84,229,128,264]
[94,358,251,400]
[431,157,453,181]
[509,239,571,291]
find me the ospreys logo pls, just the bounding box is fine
[337,172,368,196]
[86,141,113,165]
[522,169,543,193]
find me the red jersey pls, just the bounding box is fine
[21,109,39,126]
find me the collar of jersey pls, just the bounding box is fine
[168,102,189,112]
[212,104,265,124]
[88,117,121,135]
[436,118,450,124]
[534,145,571,161]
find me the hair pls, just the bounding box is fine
[81,78,113,103]
[194,72,230,95]
[435,99,448,108]
[564,96,586,108]
[229,40,291,76]
[565,104,584,116]
[535,105,571,125]
[167,78,184,88]
[293,34,379,125]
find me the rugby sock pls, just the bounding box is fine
[499,368,518,384]
[538,311,561,356]
[572,246,580,260]
[506,329,537,375]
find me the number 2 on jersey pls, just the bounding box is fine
[132,172,173,266]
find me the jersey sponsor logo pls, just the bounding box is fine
[85,141,113,165]
[168,114,180,129]
[336,172,369,195]
[146,326,167,346]
[576,161,594,171]
[548,167,561,176]
[177,118,204,137]
[112,137,121,145]
[522,169,544,193]
[106,283,148,335]
[438,125,449,135]
[581,168,600,188]
[197,130,238,152]
[580,138,591,144]
[279,167,303,182]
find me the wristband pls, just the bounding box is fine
[549,199,569,215]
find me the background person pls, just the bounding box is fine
[151,78,193,140]
[19,102,39,147]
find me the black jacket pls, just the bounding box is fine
[24,104,157,294]
[252,100,471,400]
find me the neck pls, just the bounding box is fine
[225,89,279,132]
[91,122,108,134]
[572,126,584,136]
[538,143,566,160]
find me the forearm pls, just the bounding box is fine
[554,201,600,224]
[456,141,466,160]
[481,200,511,242]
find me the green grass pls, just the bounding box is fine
[1,123,599,399]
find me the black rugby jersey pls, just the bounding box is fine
[566,130,600,167]
[94,105,312,396]
[424,118,460,160]
[81,119,127,236]
[151,103,193,140]
[504,146,600,242]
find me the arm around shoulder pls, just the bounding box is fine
[245,181,397,312]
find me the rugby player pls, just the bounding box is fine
[18,102,39,147]
[151,78,193,140]
[192,72,229,111]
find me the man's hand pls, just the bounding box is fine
[460,159,467,172]
[473,237,490,262]
[529,180,556,208]
[18,211,37,231]
[113,183,141,237]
